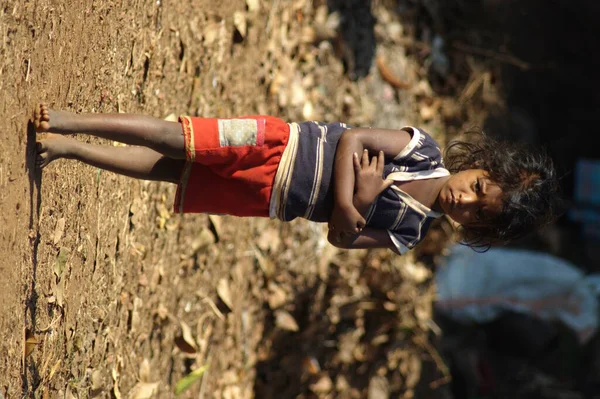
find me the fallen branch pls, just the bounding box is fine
[452,41,531,70]
[376,55,411,89]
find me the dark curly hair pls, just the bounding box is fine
[444,132,562,250]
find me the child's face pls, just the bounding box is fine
[438,169,503,225]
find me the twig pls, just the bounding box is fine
[413,335,451,384]
[459,71,489,103]
[430,375,452,389]
[197,347,212,399]
[201,297,225,321]
[25,58,31,82]
[38,315,63,333]
[395,37,431,52]
[452,41,531,70]
[376,55,411,89]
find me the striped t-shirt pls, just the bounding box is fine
[269,121,450,254]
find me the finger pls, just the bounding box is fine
[353,152,361,173]
[370,155,377,170]
[355,221,365,233]
[376,151,385,174]
[382,179,394,189]
[357,217,366,229]
[362,149,369,168]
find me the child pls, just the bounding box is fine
[33,104,559,254]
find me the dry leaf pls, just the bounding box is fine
[246,0,260,12]
[207,215,222,241]
[405,353,422,389]
[48,359,62,381]
[253,247,275,277]
[65,387,77,399]
[233,11,247,37]
[112,356,123,399]
[174,321,197,354]
[54,277,65,308]
[222,385,242,399]
[54,247,68,278]
[53,218,65,245]
[156,202,171,230]
[191,228,215,253]
[267,282,287,309]
[139,358,151,382]
[419,99,442,121]
[217,278,233,310]
[310,375,333,394]
[130,382,159,399]
[401,262,431,283]
[302,356,321,375]
[203,20,221,47]
[302,101,314,120]
[220,370,240,385]
[90,369,103,397]
[368,375,389,399]
[274,310,299,332]
[138,273,148,287]
[130,297,143,333]
[256,228,281,253]
[149,265,164,291]
[156,304,168,320]
[164,113,178,122]
[24,329,37,359]
[91,369,102,388]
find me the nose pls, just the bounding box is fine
[458,192,477,208]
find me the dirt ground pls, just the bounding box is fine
[0,1,455,398]
[2,0,598,398]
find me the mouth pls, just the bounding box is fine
[449,191,457,210]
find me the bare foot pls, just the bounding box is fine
[33,103,51,132]
[33,103,78,134]
[36,133,76,168]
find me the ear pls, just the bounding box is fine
[471,159,484,169]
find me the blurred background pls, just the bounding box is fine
[3,0,599,398]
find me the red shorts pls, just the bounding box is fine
[174,115,290,217]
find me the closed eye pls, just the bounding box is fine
[474,179,481,193]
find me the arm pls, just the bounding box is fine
[327,227,400,254]
[352,149,393,214]
[330,128,413,233]
[329,149,398,253]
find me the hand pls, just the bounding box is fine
[329,202,366,235]
[353,149,394,208]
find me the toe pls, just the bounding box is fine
[38,121,50,132]
[36,153,49,168]
[32,106,40,122]
[36,139,51,153]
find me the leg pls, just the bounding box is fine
[34,104,185,159]
[36,134,184,183]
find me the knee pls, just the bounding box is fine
[152,157,185,183]
[161,123,186,159]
